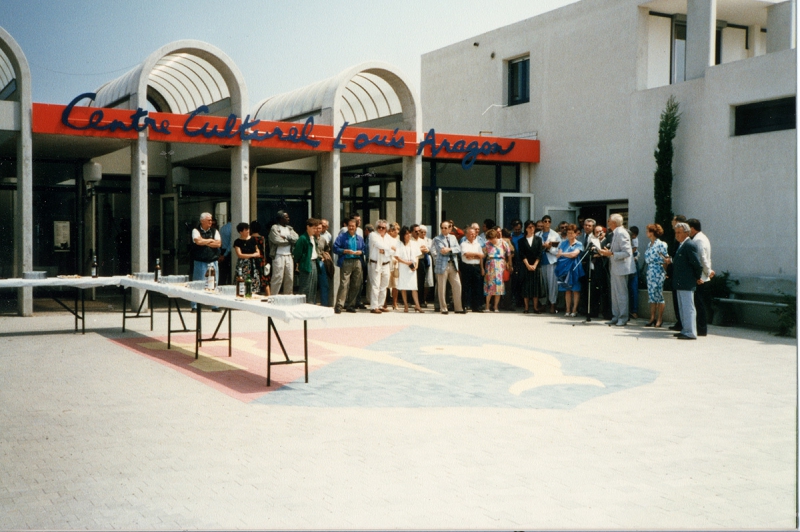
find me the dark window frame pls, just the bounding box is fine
[734,97,796,136]
[507,56,530,107]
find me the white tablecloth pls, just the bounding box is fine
[0,276,126,289]
[119,278,333,323]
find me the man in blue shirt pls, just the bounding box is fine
[332,217,366,314]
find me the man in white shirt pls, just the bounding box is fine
[268,210,299,295]
[367,219,396,313]
[460,227,485,312]
[687,218,714,337]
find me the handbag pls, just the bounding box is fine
[263,263,271,277]
[502,269,511,282]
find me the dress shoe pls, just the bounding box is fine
[676,334,696,340]
[334,307,342,314]
[345,307,357,313]
[370,309,382,314]
[606,320,618,326]
[645,321,655,327]
[615,322,627,326]
[441,311,449,315]
[669,324,682,331]
[455,310,467,314]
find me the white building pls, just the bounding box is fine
[422,0,796,286]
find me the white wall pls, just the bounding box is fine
[421,0,797,281]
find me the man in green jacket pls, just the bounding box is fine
[293,218,320,304]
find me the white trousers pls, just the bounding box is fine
[271,255,294,295]
[368,262,391,309]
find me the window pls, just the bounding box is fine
[507,56,530,106]
[734,97,796,136]
[672,18,687,84]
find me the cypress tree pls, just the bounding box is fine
[653,95,681,244]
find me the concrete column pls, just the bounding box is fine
[767,1,796,53]
[748,25,765,57]
[685,0,716,80]
[249,166,258,222]
[230,143,249,230]
[16,101,32,316]
[401,155,422,225]
[319,151,341,233]
[130,133,149,310]
[230,142,249,284]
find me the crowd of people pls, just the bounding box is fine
[188,210,713,340]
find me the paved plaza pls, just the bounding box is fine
[0,304,796,529]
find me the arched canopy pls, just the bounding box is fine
[252,61,420,133]
[0,26,30,103]
[90,40,247,117]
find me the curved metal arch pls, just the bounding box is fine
[252,61,420,133]
[0,48,15,97]
[91,40,247,117]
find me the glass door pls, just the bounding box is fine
[160,194,178,275]
[497,193,534,229]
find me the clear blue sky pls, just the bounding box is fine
[0,0,577,108]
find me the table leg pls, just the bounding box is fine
[304,320,308,383]
[167,297,172,349]
[267,317,272,386]
[195,305,201,360]
[122,287,127,332]
[81,289,85,335]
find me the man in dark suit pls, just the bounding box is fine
[672,222,703,340]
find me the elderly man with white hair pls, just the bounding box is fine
[597,213,634,326]
[190,212,221,312]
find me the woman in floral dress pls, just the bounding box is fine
[483,228,510,313]
[644,223,668,327]
[233,222,262,294]
[249,221,270,296]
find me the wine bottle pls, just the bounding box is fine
[236,274,245,297]
[91,255,98,278]
[205,264,216,291]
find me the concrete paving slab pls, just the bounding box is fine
[0,306,795,529]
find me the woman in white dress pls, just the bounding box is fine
[395,226,424,313]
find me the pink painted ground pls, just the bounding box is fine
[112,325,406,403]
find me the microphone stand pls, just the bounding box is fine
[577,244,595,323]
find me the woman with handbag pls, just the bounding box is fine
[249,221,270,296]
[483,228,510,313]
[234,222,262,295]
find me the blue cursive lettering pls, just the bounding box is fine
[416,129,515,169]
[61,92,169,134]
[333,122,349,149]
